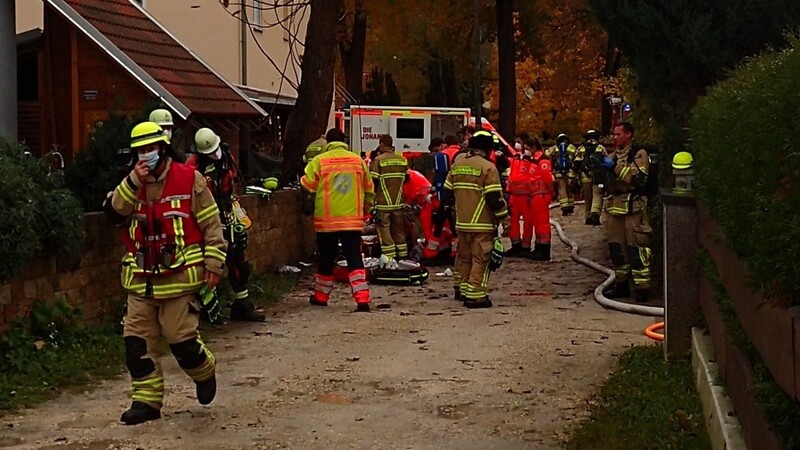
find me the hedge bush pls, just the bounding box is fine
[0,138,85,280]
[691,35,800,302]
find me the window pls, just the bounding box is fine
[252,0,263,27]
[396,118,425,140]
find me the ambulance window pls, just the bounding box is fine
[396,118,425,139]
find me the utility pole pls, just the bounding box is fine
[1,0,18,141]
[472,0,481,125]
[240,1,248,85]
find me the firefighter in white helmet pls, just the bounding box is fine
[186,128,266,322]
[149,109,174,140]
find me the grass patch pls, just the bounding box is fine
[567,345,711,450]
[0,299,124,412]
[0,272,301,413]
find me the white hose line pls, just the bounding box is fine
[548,202,664,317]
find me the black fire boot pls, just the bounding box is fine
[120,401,161,425]
[454,288,462,302]
[563,206,575,216]
[229,299,267,322]
[464,296,493,309]
[585,216,593,225]
[529,243,551,261]
[590,213,602,226]
[602,282,631,299]
[634,289,650,304]
[309,296,328,307]
[195,376,217,405]
[505,242,522,257]
[356,303,371,312]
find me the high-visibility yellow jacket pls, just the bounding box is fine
[369,148,408,211]
[301,142,375,232]
[444,153,509,233]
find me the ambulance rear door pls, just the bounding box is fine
[390,113,430,152]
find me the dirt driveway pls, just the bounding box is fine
[1,214,653,450]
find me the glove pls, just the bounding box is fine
[370,207,382,226]
[500,217,511,237]
[569,179,583,194]
[488,238,505,272]
[600,156,615,170]
[197,286,222,325]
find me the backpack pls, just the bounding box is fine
[628,147,659,198]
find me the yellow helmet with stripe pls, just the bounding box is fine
[130,121,170,148]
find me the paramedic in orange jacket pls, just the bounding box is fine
[528,138,555,261]
[301,129,375,312]
[505,150,534,257]
[403,169,435,255]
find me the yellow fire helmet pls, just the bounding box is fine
[130,121,169,148]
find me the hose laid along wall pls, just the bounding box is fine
[548,202,664,317]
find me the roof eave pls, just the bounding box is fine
[129,0,268,118]
[45,0,192,120]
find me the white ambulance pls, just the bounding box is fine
[343,105,472,157]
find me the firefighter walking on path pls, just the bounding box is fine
[602,122,652,303]
[444,133,510,309]
[370,135,410,260]
[302,129,375,312]
[574,129,607,226]
[106,121,226,425]
[546,133,577,216]
[186,128,266,322]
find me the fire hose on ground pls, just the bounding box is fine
[548,202,665,318]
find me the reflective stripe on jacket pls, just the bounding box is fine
[370,149,408,211]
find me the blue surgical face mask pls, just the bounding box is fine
[138,149,160,170]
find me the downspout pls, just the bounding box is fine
[240,1,247,85]
[1,0,18,141]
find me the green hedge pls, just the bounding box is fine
[0,138,85,281]
[691,35,800,302]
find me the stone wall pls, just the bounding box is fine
[0,190,314,332]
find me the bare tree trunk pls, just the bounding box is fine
[338,0,367,103]
[496,0,516,139]
[282,0,338,181]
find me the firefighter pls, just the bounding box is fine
[546,133,577,216]
[105,122,225,425]
[402,169,436,259]
[574,129,607,226]
[505,145,534,257]
[304,134,327,164]
[370,135,410,260]
[444,133,510,308]
[527,138,555,261]
[425,135,458,261]
[186,128,265,322]
[602,122,652,303]
[149,109,174,140]
[301,128,375,311]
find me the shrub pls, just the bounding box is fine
[65,110,140,212]
[0,138,84,280]
[691,35,800,302]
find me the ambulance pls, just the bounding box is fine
[343,105,472,158]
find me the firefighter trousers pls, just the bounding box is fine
[582,183,603,218]
[556,177,575,210]
[123,293,216,410]
[508,195,534,249]
[314,231,370,305]
[457,231,495,303]
[531,194,552,244]
[606,210,652,291]
[378,210,407,259]
[225,229,250,301]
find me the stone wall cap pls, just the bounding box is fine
[661,188,696,206]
